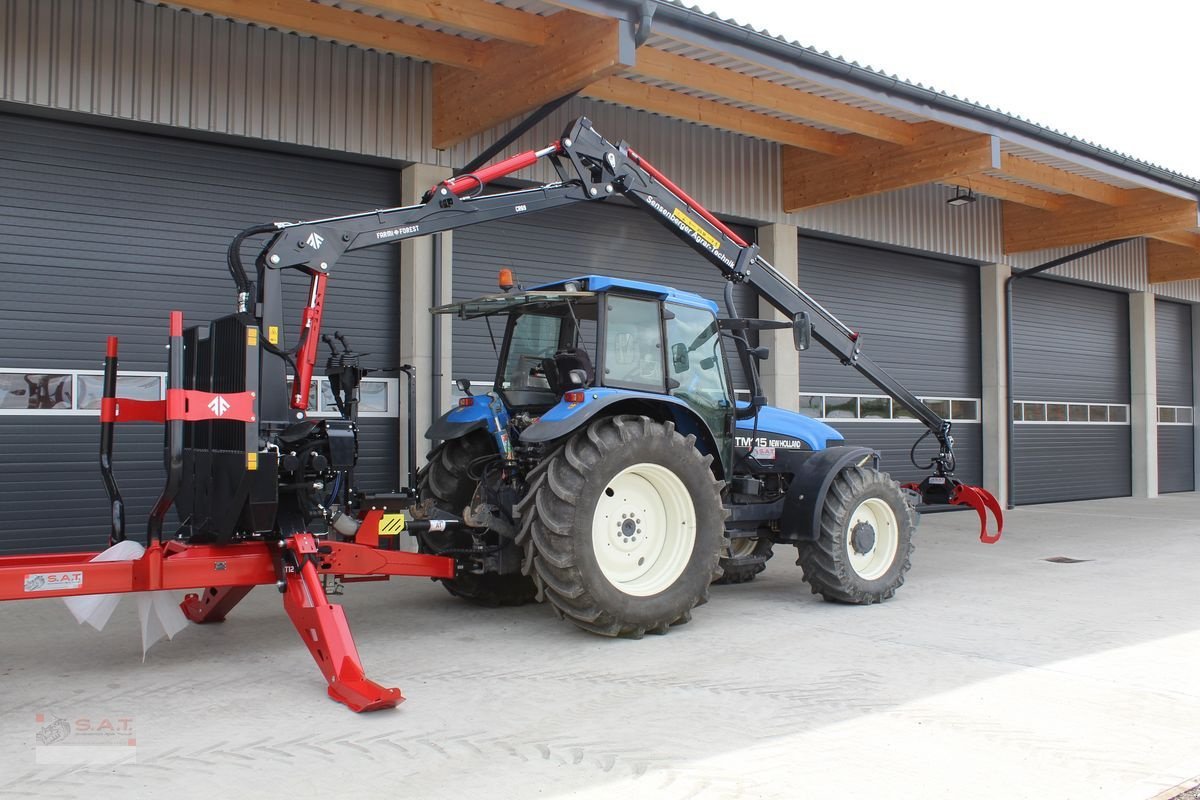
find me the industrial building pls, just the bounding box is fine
[3,0,1198,554]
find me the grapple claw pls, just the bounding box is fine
[903,476,1003,544]
[949,484,1004,543]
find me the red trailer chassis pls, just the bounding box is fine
[0,536,453,711]
[0,314,456,713]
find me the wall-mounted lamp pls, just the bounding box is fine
[947,186,977,207]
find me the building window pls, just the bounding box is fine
[1013,400,1130,425]
[0,367,398,418]
[797,393,981,423]
[1158,405,1195,426]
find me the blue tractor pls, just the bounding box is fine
[419,273,917,635]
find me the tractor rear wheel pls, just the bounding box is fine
[516,414,726,637]
[418,433,536,607]
[795,465,916,604]
[715,536,774,584]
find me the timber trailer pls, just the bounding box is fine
[0,117,1001,711]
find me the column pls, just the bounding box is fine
[980,264,1010,505]
[1193,304,1200,487]
[398,163,454,485]
[756,223,800,412]
[1129,291,1157,498]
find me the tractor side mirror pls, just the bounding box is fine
[793,312,811,351]
[670,342,690,373]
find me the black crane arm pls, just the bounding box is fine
[247,118,954,480]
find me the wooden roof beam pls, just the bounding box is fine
[357,0,548,46]
[1148,239,1200,283]
[433,10,633,149]
[781,123,999,211]
[998,153,1131,206]
[633,48,915,145]
[178,0,485,68]
[1003,191,1199,252]
[954,174,1067,211]
[582,77,849,154]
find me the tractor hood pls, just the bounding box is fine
[734,404,842,453]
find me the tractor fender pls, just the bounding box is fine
[775,445,879,543]
[425,397,493,441]
[519,388,726,476]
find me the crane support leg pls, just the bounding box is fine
[281,534,402,712]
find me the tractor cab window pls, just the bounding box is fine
[500,313,562,405]
[665,302,732,428]
[603,296,665,393]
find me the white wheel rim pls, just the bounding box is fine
[846,497,899,581]
[591,463,697,596]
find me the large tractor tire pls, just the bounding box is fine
[715,536,774,584]
[796,465,916,604]
[418,432,537,607]
[516,415,726,638]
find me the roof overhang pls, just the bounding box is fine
[166,0,1200,283]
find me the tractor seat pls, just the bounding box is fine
[541,348,594,395]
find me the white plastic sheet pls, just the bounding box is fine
[63,540,190,657]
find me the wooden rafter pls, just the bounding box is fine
[1149,230,1200,249]
[953,174,1066,211]
[633,48,914,145]
[998,153,1131,206]
[179,0,486,68]
[433,10,631,149]
[1148,239,1200,283]
[357,0,547,46]
[1003,191,1199,252]
[781,123,998,211]
[583,77,849,155]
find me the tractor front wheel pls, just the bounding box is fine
[517,415,726,637]
[796,465,916,604]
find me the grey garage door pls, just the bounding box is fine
[0,113,402,554]
[1156,299,1194,493]
[794,237,983,486]
[1011,279,1130,504]
[452,200,758,388]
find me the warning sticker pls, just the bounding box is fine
[379,514,407,535]
[24,572,84,593]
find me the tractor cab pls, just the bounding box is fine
[434,274,737,416]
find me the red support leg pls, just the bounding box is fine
[181,585,255,623]
[281,536,402,712]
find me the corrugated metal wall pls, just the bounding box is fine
[6,0,1200,306]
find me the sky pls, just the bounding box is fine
[686,0,1200,181]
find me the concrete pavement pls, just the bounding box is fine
[1,494,1199,799]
